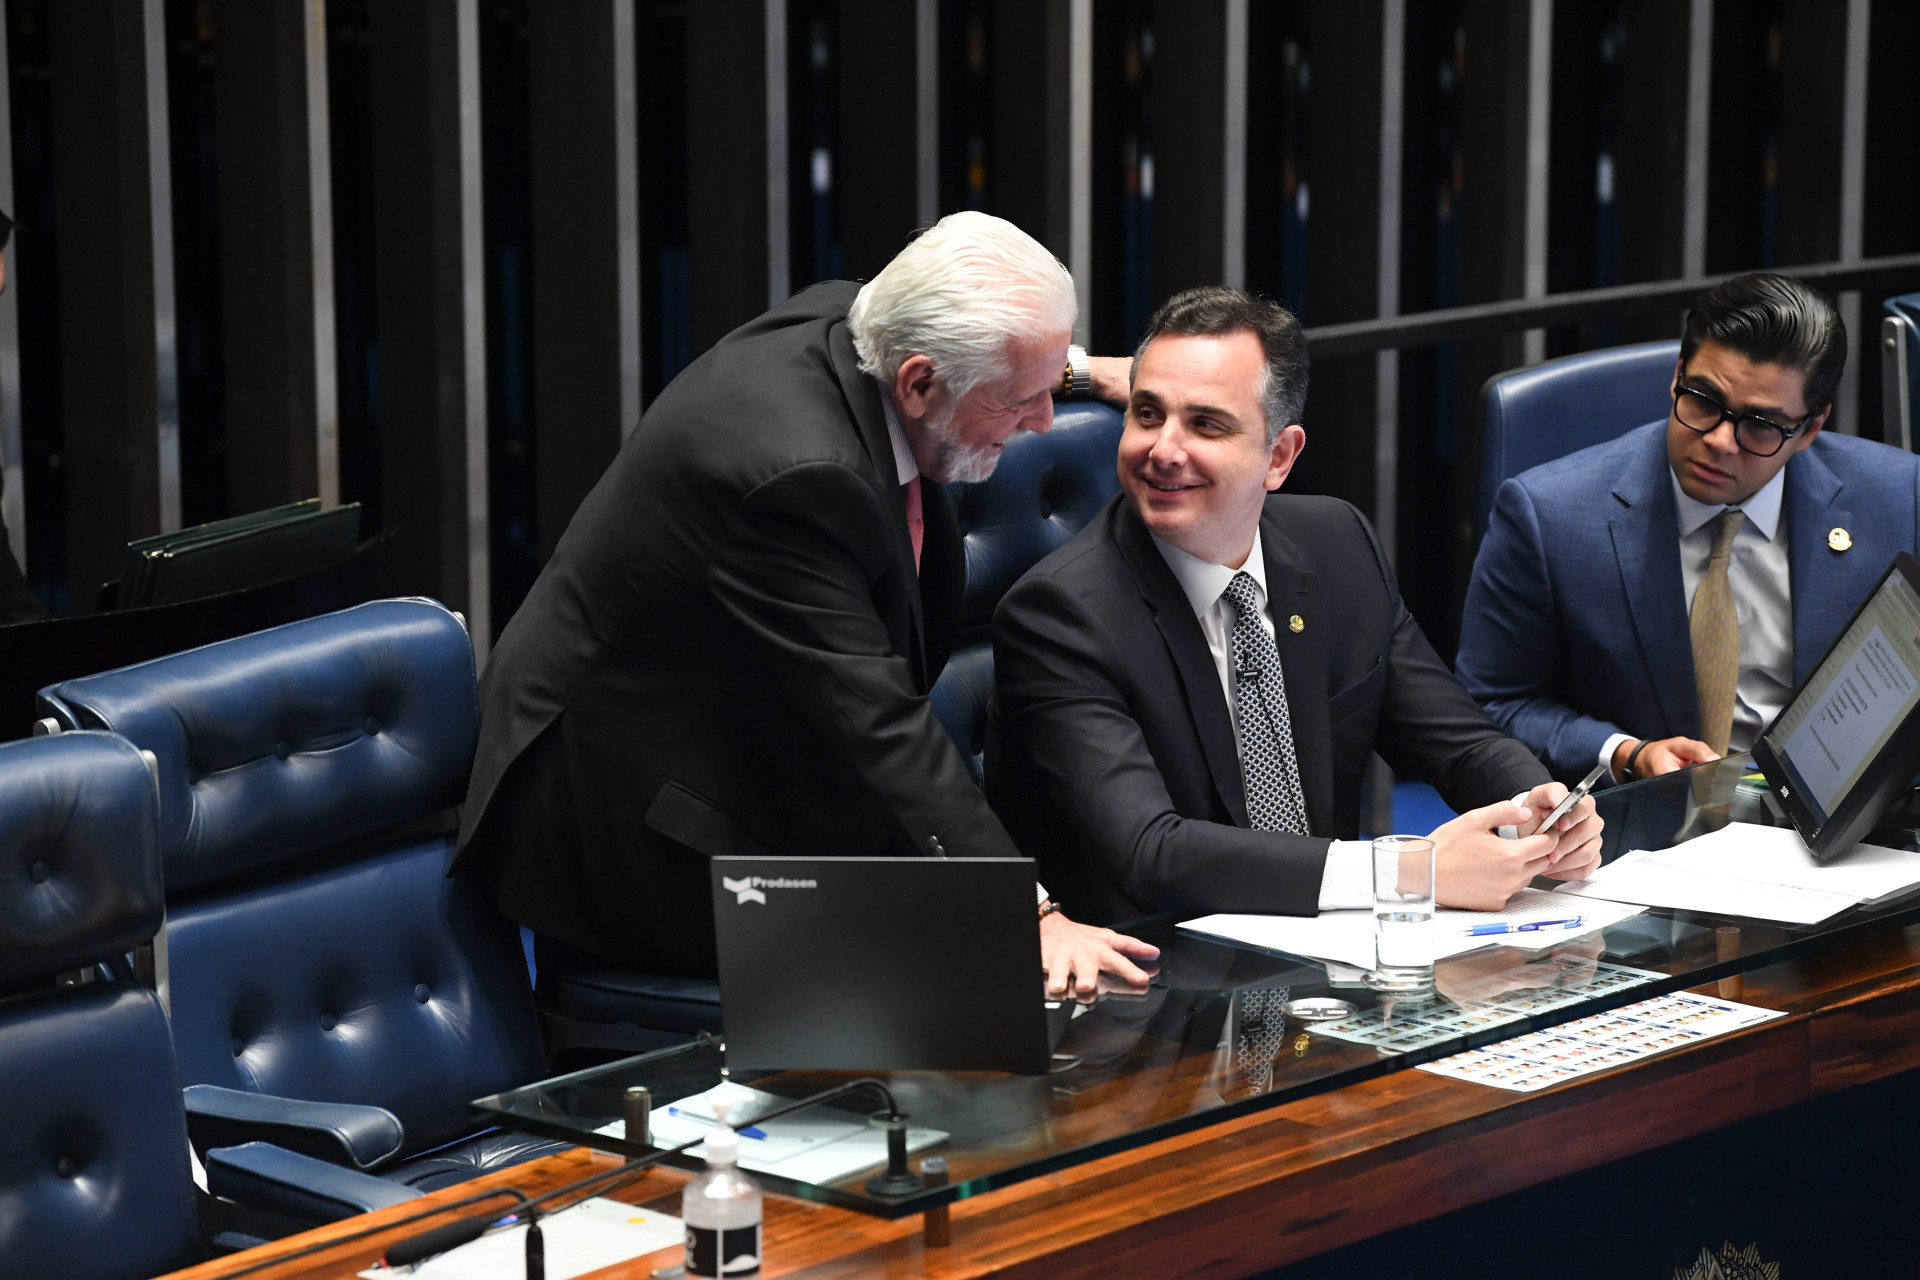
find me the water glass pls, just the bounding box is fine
[1369,835,1436,992]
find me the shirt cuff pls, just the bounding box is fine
[1600,732,1634,781]
[1318,840,1374,911]
[1036,882,1050,905]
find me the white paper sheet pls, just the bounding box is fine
[357,1199,682,1280]
[1179,889,1646,971]
[1554,821,1920,924]
[602,1084,948,1186]
[1416,990,1785,1093]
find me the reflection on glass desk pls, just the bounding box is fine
[473,758,1920,1218]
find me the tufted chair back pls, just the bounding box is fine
[1478,339,1679,537]
[933,403,1125,781]
[0,732,201,1279]
[36,599,546,1163]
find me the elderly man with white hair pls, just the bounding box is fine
[455,212,1158,997]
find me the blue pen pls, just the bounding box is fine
[1462,916,1585,937]
[666,1106,768,1139]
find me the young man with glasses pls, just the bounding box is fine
[1456,272,1920,783]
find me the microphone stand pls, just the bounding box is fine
[383,1076,922,1275]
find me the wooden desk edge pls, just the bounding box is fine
[159,942,1920,1280]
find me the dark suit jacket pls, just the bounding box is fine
[1456,421,1920,781]
[453,281,1019,976]
[986,493,1549,926]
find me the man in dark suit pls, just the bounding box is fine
[1456,273,1920,784]
[454,212,1158,995]
[987,287,1601,926]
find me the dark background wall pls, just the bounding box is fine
[3,0,1917,660]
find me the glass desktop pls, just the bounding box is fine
[472,757,1920,1218]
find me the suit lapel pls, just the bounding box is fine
[1262,515,1334,836]
[1610,434,1698,736]
[827,319,927,674]
[1785,444,1855,687]
[1115,503,1250,827]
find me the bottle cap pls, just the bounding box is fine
[705,1125,739,1165]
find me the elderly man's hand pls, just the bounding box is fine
[1039,910,1160,1001]
[1087,355,1132,407]
[1518,780,1604,882]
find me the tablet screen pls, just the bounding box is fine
[1764,567,1920,827]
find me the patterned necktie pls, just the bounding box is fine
[902,476,924,574]
[1221,571,1311,834]
[1230,984,1293,1097]
[1690,510,1744,756]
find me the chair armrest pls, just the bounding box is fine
[184,1084,404,1170]
[205,1142,422,1226]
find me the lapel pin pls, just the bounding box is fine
[1288,614,1305,633]
[1829,527,1852,552]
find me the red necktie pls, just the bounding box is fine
[902,475,924,574]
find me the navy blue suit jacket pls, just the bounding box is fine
[1456,420,1920,782]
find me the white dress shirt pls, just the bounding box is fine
[1149,532,1373,910]
[1599,466,1794,774]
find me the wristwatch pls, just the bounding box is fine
[1058,344,1091,397]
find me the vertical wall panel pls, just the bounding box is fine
[49,0,178,611]
[215,0,339,516]
[1149,0,1225,302]
[368,0,489,652]
[836,0,920,277]
[0,2,23,575]
[685,0,769,356]
[526,0,639,560]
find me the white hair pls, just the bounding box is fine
[848,211,1077,399]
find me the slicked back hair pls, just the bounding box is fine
[1131,287,1309,446]
[1680,272,1847,415]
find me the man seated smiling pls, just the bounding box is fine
[985,287,1602,924]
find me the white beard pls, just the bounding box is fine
[924,412,1028,484]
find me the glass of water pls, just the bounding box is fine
[1367,835,1436,993]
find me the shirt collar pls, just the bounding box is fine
[1150,527,1270,619]
[1670,463,1785,542]
[878,386,921,485]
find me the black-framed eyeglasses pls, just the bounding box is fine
[1671,377,1811,458]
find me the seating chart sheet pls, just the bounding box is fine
[1311,956,1662,1054]
[1416,990,1785,1093]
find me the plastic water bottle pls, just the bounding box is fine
[683,1126,762,1278]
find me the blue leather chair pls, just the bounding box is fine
[1478,339,1679,537]
[932,401,1126,780]
[1881,293,1920,454]
[36,599,564,1199]
[0,731,416,1274]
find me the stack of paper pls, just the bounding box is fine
[597,1083,948,1185]
[1179,888,1646,971]
[1555,821,1920,924]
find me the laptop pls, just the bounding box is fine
[710,856,1062,1073]
[1755,551,1920,860]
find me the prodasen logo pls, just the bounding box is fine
[721,876,765,905]
[722,874,818,905]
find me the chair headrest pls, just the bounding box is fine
[0,732,162,986]
[37,599,477,894]
[1479,339,1679,536]
[948,402,1124,639]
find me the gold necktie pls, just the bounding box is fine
[1690,510,1744,755]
